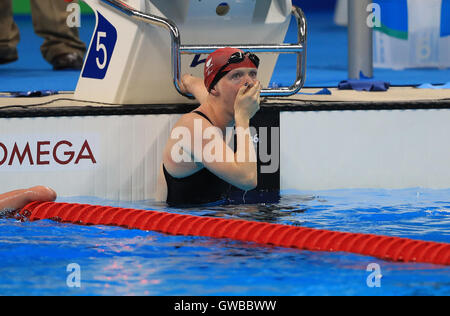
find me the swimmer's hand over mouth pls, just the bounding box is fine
[234,81,261,123]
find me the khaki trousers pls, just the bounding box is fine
[0,0,86,62]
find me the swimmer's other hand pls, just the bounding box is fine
[179,74,192,94]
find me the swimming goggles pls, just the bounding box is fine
[208,51,260,92]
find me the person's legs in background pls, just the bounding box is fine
[30,0,86,70]
[0,0,20,64]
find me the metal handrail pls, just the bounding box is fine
[101,0,307,98]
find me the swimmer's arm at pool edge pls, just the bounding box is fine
[180,74,208,105]
[0,186,57,212]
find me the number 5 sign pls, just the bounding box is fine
[82,13,117,79]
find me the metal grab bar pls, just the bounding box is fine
[101,0,307,98]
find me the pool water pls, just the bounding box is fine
[0,188,449,296]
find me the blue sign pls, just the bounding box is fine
[373,0,408,39]
[190,54,207,68]
[82,12,117,79]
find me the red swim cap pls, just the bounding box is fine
[204,47,259,92]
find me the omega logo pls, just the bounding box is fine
[0,140,97,166]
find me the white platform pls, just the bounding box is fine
[281,109,450,190]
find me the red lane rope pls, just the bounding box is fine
[19,202,450,266]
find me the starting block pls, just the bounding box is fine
[75,0,307,104]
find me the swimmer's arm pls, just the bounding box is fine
[200,134,257,191]
[0,186,57,211]
[230,117,258,190]
[180,75,208,104]
[216,82,261,190]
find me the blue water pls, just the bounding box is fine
[0,188,449,296]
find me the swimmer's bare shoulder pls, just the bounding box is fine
[162,111,214,164]
[157,112,210,202]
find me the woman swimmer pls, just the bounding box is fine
[0,186,57,215]
[157,47,262,206]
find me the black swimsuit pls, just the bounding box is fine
[163,111,232,206]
